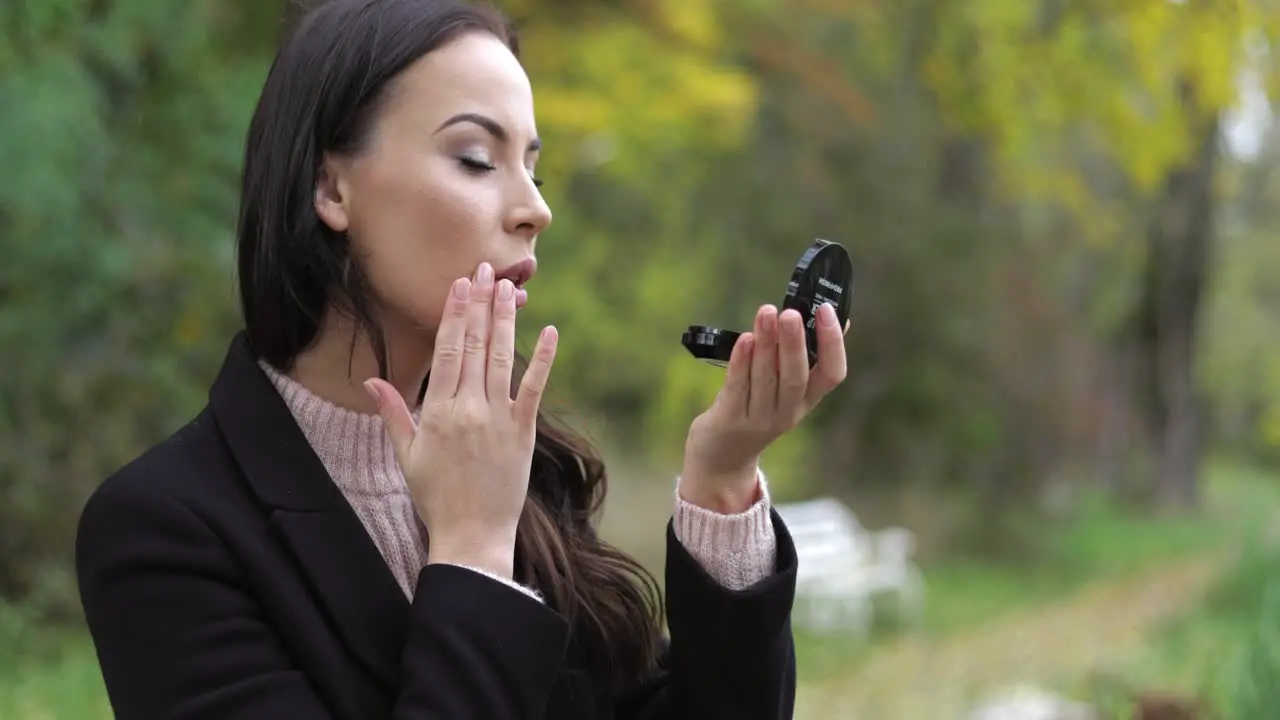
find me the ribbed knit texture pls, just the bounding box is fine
[673,475,778,590]
[260,361,776,599]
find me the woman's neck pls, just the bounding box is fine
[287,310,434,414]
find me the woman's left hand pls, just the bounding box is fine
[679,303,849,513]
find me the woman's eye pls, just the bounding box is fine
[459,155,542,188]
[458,156,496,173]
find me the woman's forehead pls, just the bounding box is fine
[389,32,536,137]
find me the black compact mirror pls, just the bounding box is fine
[682,239,853,368]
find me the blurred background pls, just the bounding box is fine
[4,0,1280,717]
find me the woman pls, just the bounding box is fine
[74,1,849,718]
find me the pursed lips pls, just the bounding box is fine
[494,257,536,308]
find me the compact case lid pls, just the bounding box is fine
[680,326,740,368]
[681,238,853,368]
[782,239,853,365]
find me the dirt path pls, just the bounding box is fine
[794,551,1227,718]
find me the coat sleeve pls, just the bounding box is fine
[75,478,570,720]
[613,509,799,720]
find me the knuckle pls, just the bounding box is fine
[521,372,547,396]
[522,366,546,389]
[462,329,487,355]
[826,365,847,384]
[455,401,488,429]
[489,346,515,370]
[421,406,452,433]
[527,350,552,374]
[434,342,463,364]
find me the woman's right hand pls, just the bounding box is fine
[364,262,558,580]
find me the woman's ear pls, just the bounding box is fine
[315,153,351,233]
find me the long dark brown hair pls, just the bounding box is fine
[236,0,664,690]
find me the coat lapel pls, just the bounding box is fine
[208,332,409,691]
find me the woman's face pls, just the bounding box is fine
[315,31,551,333]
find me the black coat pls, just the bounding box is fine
[75,333,800,719]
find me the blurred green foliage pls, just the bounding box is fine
[1097,533,1280,719]
[6,0,1280,712]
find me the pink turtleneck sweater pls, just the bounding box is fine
[261,362,777,600]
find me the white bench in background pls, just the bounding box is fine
[775,497,924,636]
[964,685,1098,720]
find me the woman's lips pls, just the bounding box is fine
[495,258,535,309]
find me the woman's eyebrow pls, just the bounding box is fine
[434,112,542,151]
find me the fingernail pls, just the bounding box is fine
[362,380,381,406]
[821,303,837,327]
[453,278,470,299]
[477,262,493,284]
[497,279,513,301]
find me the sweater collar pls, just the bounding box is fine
[257,360,415,498]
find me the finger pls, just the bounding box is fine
[424,277,471,403]
[747,305,779,419]
[513,326,559,427]
[458,262,495,399]
[844,318,852,337]
[365,379,417,469]
[805,303,849,409]
[718,331,754,417]
[487,279,517,403]
[777,309,809,415]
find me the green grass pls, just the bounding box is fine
[794,459,1280,682]
[1087,532,1280,718]
[1063,461,1280,717]
[0,619,109,720]
[0,645,108,719]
